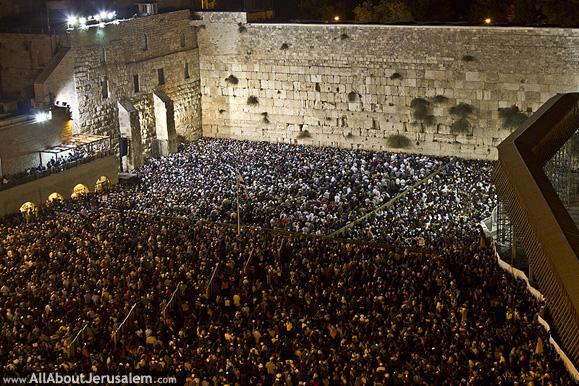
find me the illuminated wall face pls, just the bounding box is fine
[0,108,71,176]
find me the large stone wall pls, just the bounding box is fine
[194,13,579,159]
[0,33,67,100]
[68,10,202,160]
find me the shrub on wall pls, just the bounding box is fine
[225,75,239,85]
[340,33,349,40]
[280,43,289,50]
[297,130,311,139]
[348,91,358,102]
[449,103,475,134]
[388,134,411,148]
[247,96,259,105]
[451,118,471,133]
[498,105,528,129]
[433,95,448,103]
[390,72,403,80]
[410,97,436,126]
[238,23,247,33]
[462,55,476,62]
[410,97,430,121]
[449,103,475,117]
[261,112,270,124]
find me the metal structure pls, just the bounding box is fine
[544,131,579,208]
[494,93,579,366]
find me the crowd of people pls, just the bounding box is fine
[104,139,444,234]
[1,145,109,190]
[346,159,497,248]
[0,138,573,383]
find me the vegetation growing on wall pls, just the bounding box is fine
[498,105,528,129]
[247,96,259,105]
[238,23,247,33]
[390,72,403,80]
[297,130,311,139]
[433,95,449,103]
[449,102,475,133]
[261,112,270,124]
[225,75,239,85]
[410,97,435,125]
[280,43,289,50]
[388,134,411,148]
[348,91,359,102]
[340,33,350,40]
[462,55,476,62]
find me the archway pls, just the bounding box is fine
[71,184,89,199]
[95,176,111,193]
[19,202,38,217]
[47,192,64,203]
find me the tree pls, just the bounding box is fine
[297,0,349,20]
[354,0,414,23]
[510,0,540,24]
[540,0,579,25]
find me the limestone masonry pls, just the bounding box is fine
[194,12,579,160]
[23,11,579,163]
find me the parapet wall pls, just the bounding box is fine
[194,14,579,159]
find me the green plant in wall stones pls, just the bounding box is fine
[348,91,358,102]
[261,112,270,124]
[449,102,475,133]
[498,105,528,129]
[340,33,349,40]
[225,75,239,85]
[388,134,411,148]
[238,23,247,33]
[390,72,403,80]
[462,55,476,62]
[410,97,435,126]
[280,43,289,50]
[297,130,311,139]
[433,95,448,104]
[247,96,259,105]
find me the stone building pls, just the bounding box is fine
[2,8,579,167]
[35,9,202,169]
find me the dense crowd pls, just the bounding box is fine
[346,159,497,248]
[1,146,106,189]
[0,139,573,383]
[104,139,444,234]
[0,207,572,383]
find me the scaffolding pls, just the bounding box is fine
[544,130,579,208]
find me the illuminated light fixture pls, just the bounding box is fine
[98,22,105,28]
[99,11,108,20]
[333,16,340,22]
[484,17,492,25]
[67,15,78,26]
[79,16,87,24]
[94,14,101,22]
[107,11,116,20]
[35,111,52,123]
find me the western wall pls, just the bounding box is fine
[193,12,579,160]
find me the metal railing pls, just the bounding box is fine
[0,150,115,192]
[494,93,579,365]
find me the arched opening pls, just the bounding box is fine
[95,176,111,193]
[19,202,38,215]
[47,192,64,203]
[71,184,89,199]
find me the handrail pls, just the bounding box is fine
[161,282,182,319]
[0,150,115,191]
[494,93,579,366]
